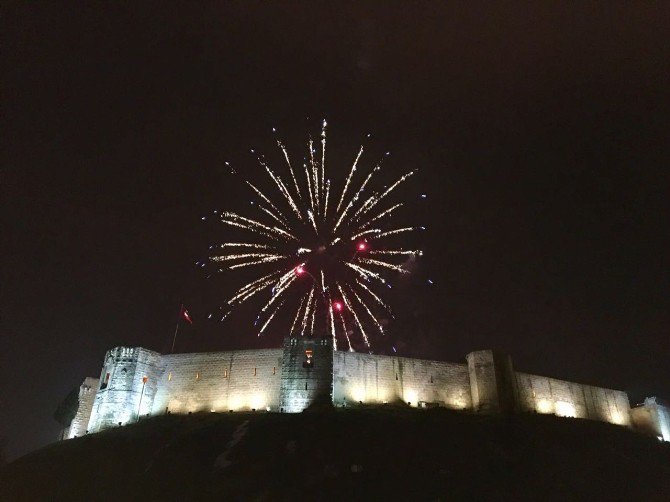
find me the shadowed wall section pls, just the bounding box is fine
[466,350,516,414]
[630,397,670,441]
[64,377,99,438]
[280,337,333,412]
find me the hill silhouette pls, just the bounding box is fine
[2,407,669,500]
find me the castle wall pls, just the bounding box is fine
[280,337,333,412]
[332,351,472,409]
[514,372,631,425]
[151,349,283,414]
[630,398,670,441]
[80,342,649,437]
[466,350,517,414]
[88,347,163,432]
[64,377,99,438]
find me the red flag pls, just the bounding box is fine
[180,305,193,324]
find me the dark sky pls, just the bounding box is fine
[2,3,669,461]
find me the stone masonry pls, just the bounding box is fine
[64,377,99,438]
[62,339,667,442]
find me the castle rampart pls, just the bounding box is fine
[64,340,667,443]
[332,351,471,409]
[151,348,283,414]
[515,372,630,425]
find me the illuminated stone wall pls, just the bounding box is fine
[466,350,517,414]
[79,342,657,437]
[514,372,631,425]
[332,351,472,409]
[630,398,670,441]
[151,349,283,414]
[65,377,99,438]
[280,338,333,412]
[87,347,163,432]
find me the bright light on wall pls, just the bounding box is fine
[250,393,265,410]
[609,410,626,425]
[228,395,243,411]
[405,390,418,407]
[536,399,553,414]
[351,386,366,403]
[555,401,576,418]
[450,395,467,409]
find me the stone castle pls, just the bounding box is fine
[64,337,669,443]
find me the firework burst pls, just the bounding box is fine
[208,121,423,351]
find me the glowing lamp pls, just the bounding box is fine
[357,242,367,251]
[294,265,305,276]
[333,301,344,312]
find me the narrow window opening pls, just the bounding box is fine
[168,372,172,381]
[223,369,228,378]
[430,375,433,383]
[273,367,276,375]
[253,367,257,376]
[101,372,110,390]
[196,372,200,380]
[395,373,398,381]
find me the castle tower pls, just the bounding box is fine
[279,337,333,412]
[87,346,163,432]
[466,349,517,414]
[64,377,100,438]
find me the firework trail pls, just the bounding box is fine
[207,122,423,350]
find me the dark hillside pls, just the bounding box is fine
[2,408,669,501]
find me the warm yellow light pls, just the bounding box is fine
[405,390,418,406]
[536,399,553,414]
[609,410,626,425]
[351,386,366,403]
[555,401,576,418]
[250,393,265,410]
[228,395,243,411]
[450,395,467,409]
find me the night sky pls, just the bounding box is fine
[3,3,669,461]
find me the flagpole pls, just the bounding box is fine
[171,303,182,353]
